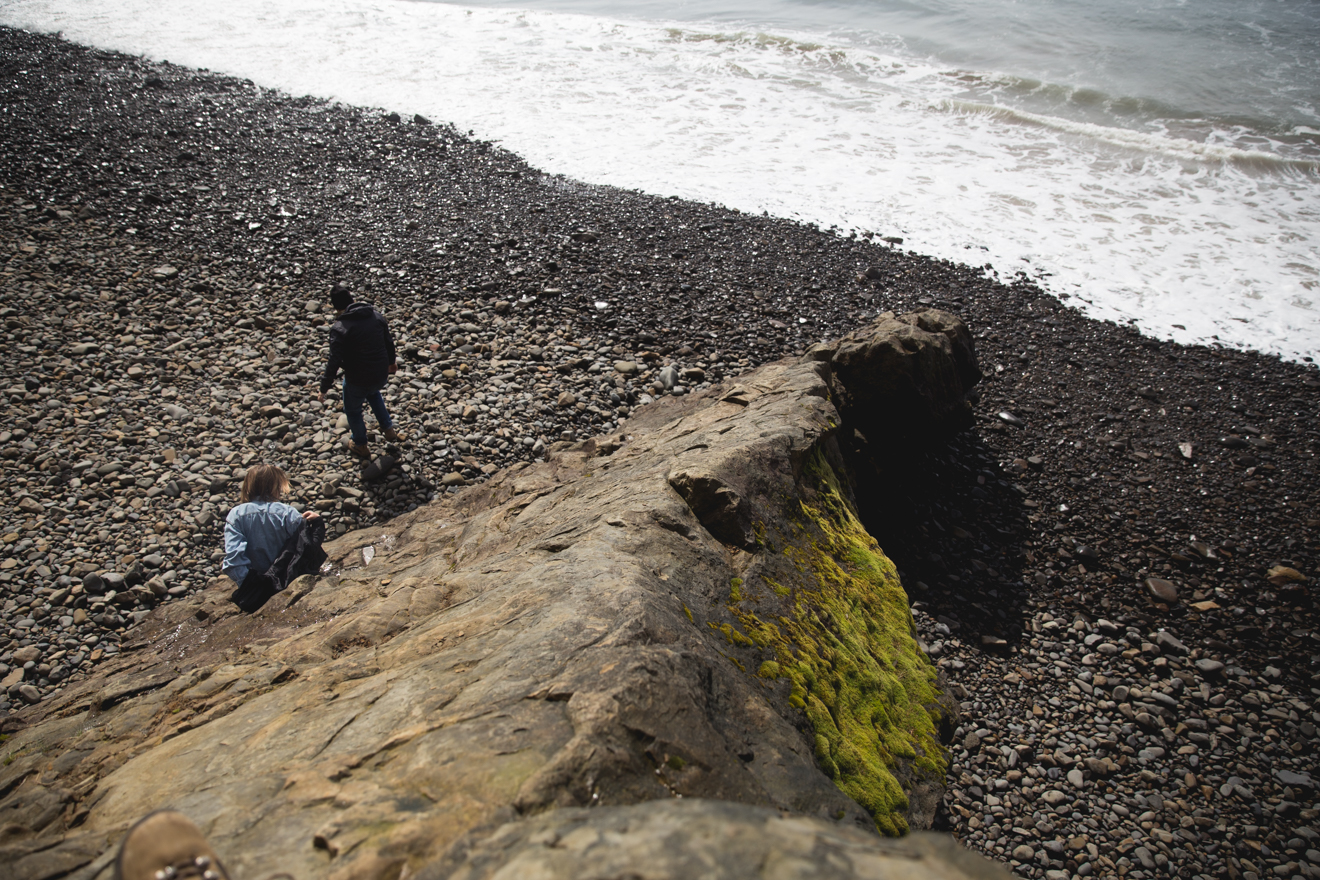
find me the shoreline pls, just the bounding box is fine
[2,26,1318,880]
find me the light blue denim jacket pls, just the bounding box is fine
[223,500,304,584]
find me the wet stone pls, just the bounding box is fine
[1144,577,1178,603]
[1195,658,1225,676]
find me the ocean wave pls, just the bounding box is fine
[652,22,1320,172]
[938,99,1320,174]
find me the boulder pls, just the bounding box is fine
[0,328,984,879]
[807,309,981,446]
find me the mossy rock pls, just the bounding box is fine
[723,445,952,835]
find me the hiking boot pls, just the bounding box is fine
[383,427,404,444]
[348,441,371,460]
[115,810,231,880]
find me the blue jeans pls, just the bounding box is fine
[343,378,393,445]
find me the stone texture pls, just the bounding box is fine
[429,799,1013,880]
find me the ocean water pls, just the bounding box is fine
[2,0,1318,361]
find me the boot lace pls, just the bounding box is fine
[152,856,225,880]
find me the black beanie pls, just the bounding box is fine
[330,284,353,311]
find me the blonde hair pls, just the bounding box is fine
[239,464,290,503]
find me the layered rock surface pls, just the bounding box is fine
[0,312,1000,879]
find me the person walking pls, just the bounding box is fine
[318,283,403,459]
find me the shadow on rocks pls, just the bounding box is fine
[846,427,1033,650]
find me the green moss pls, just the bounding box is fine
[727,447,948,837]
[758,660,781,679]
[710,621,755,647]
[667,754,687,771]
[683,604,694,623]
[730,577,744,601]
[717,650,747,673]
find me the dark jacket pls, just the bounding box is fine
[230,516,327,612]
[320,302,396,393]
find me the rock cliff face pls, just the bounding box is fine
[0,311,1002,880]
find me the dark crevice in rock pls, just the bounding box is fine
[666,470,752,550]
[847,427,1034,647]
[807,310,1032,650]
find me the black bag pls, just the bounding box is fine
[230,517,328,612]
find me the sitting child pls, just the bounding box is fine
[223,464,325,611]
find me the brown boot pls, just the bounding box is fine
[383,427,404,444]
[115,811,231,880]
[348,440,371,460]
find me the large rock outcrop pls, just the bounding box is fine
[808,309,981,446]
[0,311,994,880]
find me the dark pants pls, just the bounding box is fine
[343,378,393,445]
[230,516,327,612]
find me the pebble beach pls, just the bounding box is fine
[2,26,1319,880]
